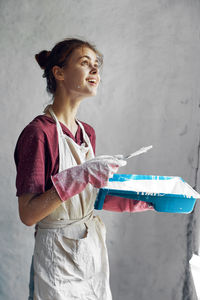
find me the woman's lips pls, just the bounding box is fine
[88,81,97,86]
[86,78,98,86]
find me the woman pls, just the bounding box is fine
[14,38,153,300]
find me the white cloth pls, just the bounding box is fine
[190,254,200,299]
[33,106,112,300]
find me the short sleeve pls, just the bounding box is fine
[14,126,46,196]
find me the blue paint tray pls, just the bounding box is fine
[94,174,200,213]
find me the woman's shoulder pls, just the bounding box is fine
[28,114,55,130]
[17,115,56,144]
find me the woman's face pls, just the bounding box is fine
[59,46,101,98]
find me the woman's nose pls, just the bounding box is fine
[90,64,98,74]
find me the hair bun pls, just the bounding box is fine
[35,50,51,70]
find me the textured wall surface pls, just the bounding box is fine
[0,0,200,299]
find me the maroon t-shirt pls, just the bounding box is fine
[14,115,96,197]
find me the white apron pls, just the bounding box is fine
[33,107,112,300]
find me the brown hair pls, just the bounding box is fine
[35,38,103,95]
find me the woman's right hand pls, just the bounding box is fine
[51,155,127,202]
[83,155,127,188]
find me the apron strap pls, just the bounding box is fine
[48,106,65,138]
[76,119,95,158]
[46,105,95,158]
[38,210,94,229]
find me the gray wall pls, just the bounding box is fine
[1,0,200,299]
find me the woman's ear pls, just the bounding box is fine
[52,65,64,81]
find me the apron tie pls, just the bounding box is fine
[37,210,94,229]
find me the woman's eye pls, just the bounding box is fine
[81,60,89,65]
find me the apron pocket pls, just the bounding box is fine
[53,222,98,287]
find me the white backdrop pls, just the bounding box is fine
[0,0,200,299]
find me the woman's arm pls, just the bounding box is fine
[103,195,154,212]
[19,156,126,226]
[18,187,61,226]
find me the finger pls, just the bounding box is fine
[108,165,119,174]
[109,159,127,167]
[94,155,115,160]
[113,154,124,159]
[103,157,127,167]
[116,159,127,167]
[108,170,115,178]
[92,156,127,167]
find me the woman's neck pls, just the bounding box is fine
[51,93,82,134]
